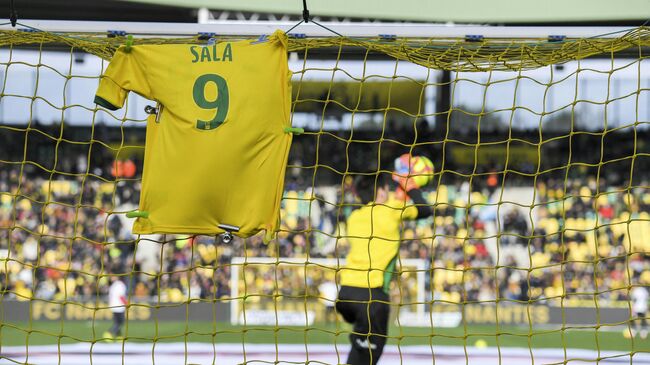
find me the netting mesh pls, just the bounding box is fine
[0,25,649,365]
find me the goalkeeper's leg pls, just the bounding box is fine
[336,286,389,365]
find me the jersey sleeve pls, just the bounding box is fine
[387,198,419,220]
[94,47,151,111]
[401,204,419,220]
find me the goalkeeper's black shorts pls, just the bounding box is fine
[335,286,390,365]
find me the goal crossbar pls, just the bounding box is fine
[0,18,636,39]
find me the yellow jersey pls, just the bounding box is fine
[339,197,418,290]
[94,31,292,239]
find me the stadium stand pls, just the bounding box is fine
[2,125,648,309]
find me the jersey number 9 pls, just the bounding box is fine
[193,74,229,130]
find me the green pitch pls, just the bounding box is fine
[1,321,649,352]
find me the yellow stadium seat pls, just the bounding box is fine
[434,216,445,228]
[464,244,477,256]
[643,194,650,205]
[585,233,596,249]
[545,218,560,234]
[584,239,598,255]
[585,218,597,231]
[578,243,590,260]
[544,286,557,299]
[168,288,184,302]
[564,218,577,238]
[433,185,449,204]
[531,252,550,268]
[449,291,461,304]
[598,244,611,257]
[284,191,299,216]
[16,198,32,211]
[37,224,49,235]
[567,242,579,261]
[14,282,32,301]
[448,267,463,285]
[109,247,121,258]
[641,271,650,285]
[285,216,298,230]
[440,292,451,302]
[421,226,434,239]
[471,191,485,205]
[610,219,626,240]
[57,277,77,298]
[197,267,214,279]
[43,251,57,266]
[433,271,444,286]
[530,267,544,278]
[444,216,454,227]
[596,195,608,208]
[0,194,11,206]
[99,183,114,194]
[625,218,650,252]
[454,198,466,209]
[9,262,21,275]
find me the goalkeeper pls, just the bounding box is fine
[336,155,433,365]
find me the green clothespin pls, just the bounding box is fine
[126,210,148,218]
[124,35,134,53]
[284,127,304,135]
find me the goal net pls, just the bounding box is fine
[0,21,650,365]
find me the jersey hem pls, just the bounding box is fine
[94,95,120,110]
[338,283,385,290]
[132,225,263,237]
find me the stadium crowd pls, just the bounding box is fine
[1,126,650,312]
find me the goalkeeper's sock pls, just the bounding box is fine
[103,331,114,342]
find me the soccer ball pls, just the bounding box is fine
[394,154,435,188]
[474,339,488,348]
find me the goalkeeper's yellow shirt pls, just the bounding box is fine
[94,31,292,239]
[339,197,418,290]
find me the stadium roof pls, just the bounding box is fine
[1,0,648,24]
[122,0,650,24]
